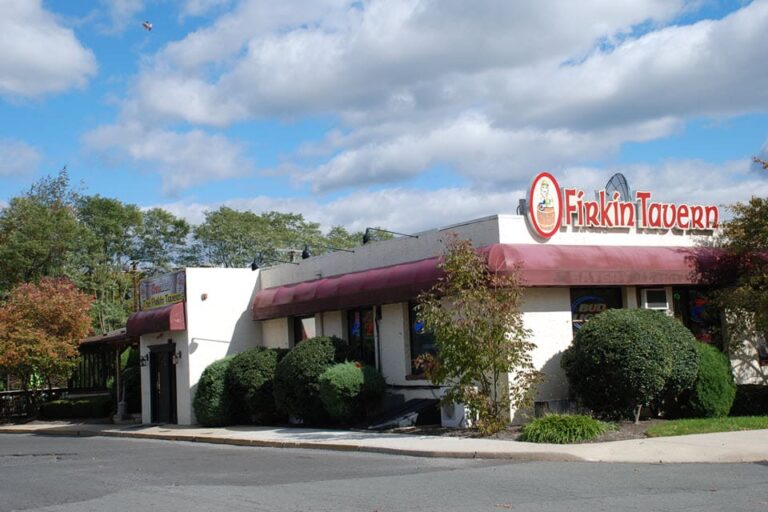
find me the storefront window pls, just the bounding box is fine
[293,315,316,345]
[570,287,623,333]
[347,308,376,366]
[672,287,722,346]
[409,303,437,374]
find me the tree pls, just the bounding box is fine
[75,195,143,333]
[191,207,351,267]
[77,195,142,267]
[324,225,366,250]
[134,208,191,273]
[415,234,538,434]
[0,169,86,294]
[713,194,768,353]
[0,278,93,408]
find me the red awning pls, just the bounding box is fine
[126,302,186,337]
[251,244,718,320]
[485,244,718,287]
[252,257,443,321]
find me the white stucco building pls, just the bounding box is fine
[127,173,764,425]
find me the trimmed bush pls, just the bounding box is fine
[273,337,342,423]
[731,384,768,416]
[677,343,736,418]
[193,356,233,427]
[520,414,611,444]
[39,395,113,419]
[657,315,700,406]
[226,347,288,424]
[319,362,386,424]
[562,309,674,420]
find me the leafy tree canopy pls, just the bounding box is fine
[0,278,93,393]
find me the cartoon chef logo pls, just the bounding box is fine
[527,172,562,239]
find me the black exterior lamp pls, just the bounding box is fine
[250,252,300,270]
[301,243,356,259]
[362,227,419,244]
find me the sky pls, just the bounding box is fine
[0,0,767,234]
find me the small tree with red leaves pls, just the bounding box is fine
[0,278,93,407]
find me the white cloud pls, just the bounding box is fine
[92,1,768,195]
[99,0,145,34]
[0,139,42,176]
[180,0,232,19]
[0,0,97,98]
[134,0,687,124]
[302,113,681,192]
[84,122,255,193]
[154,158,767,233]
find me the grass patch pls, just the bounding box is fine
[646,416,768,437]
[520,414,613,444]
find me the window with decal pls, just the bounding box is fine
[672,287,722,346]
[409,303,437,375]
[347,308,376,366]
[570,288,623,333]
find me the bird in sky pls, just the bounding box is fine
[142,21,153,31]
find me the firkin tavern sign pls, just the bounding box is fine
[527,172,720,240]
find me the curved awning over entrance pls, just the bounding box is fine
[252,244,718,321]
[126,302,186,337]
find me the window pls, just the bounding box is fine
[570,287,623,333]
[347,308,376,366]
[409,303,437,374]
[293,315,316,345]
[641,288,668,311]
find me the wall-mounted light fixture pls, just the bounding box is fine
[362,227,419,244]
[139,354,149,367]
[300,243,355,259]
[172,350,182,365]
[250,251,301,271]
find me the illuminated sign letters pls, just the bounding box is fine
[527,172,719,239]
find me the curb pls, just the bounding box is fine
[0,426,587,462]
[2,426,766,464]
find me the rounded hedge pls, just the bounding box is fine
[319,362,386,424]
[677,343,736,418]
[562,309,674,419]
[273,336,342,423]
[520,414,611,444]
[193,356,233,427]
[226,347,289,424]
[653,314,700,414]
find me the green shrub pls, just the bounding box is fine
[39,395,113,419]
[319,362,386,424]
[193,356,233,427]
[520,414,611,444]
[562,309,674,420]
[676,343,736,418]
[731,384,768,416]
[657,315,700,407]
[273,337,342,423]
[226,347,288,424]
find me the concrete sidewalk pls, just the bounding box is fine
[1,421,767,464]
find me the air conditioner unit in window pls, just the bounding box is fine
[642,288,669,312]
